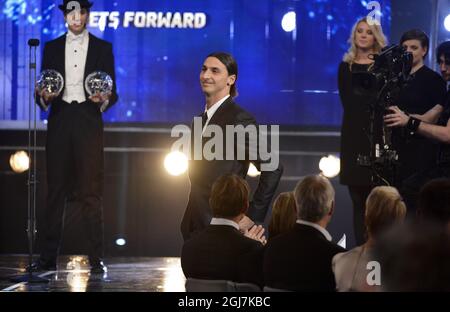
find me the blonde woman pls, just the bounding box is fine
[268,192,297,239]
[332,186,406,292]
[338,17,387,245]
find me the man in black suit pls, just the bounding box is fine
[31,0,118,273]
[264,175,346,291]
[181,52,283,241]
[181,174,266,287]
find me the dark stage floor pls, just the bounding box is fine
[0,254,186,292]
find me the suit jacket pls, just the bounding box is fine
[181,97,283,240]
[181,224,264,287]
[263,223,346,291]
[36,32,118,114]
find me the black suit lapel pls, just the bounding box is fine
[51,35,66,80]
[52,35,66,98]
[206,96,234,127]
[83,34,100,97]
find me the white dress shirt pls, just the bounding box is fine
[296,219,332,241]
[210,217,240,231]
[202,94,230,134]
[62,29,89,104]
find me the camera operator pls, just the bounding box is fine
[385,41,450,211]
[388,30,446,215]
[338,17,387,245]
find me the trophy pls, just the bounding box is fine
[85,71,113,96]
[36,69,64,95]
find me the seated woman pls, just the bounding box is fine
[332,186,406,291]
[268,192,297,239]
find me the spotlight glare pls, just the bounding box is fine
[281,11,296,32]
[9,150,30,173]
[164,151,188,176]
[319,155,340,178]
[247,163,261,177]
[115,238,126,246]
[444,14,450,32]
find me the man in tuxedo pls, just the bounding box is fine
[264,175,346,291]
[180,52,283,241]
[31,0,118,273]
[181,174,266,287]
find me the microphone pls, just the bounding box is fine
[28,39,40,47]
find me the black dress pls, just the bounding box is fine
[338,61,375,186]
[338,61,378,245]
[393,65,447,185]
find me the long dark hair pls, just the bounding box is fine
[207,52,238,98]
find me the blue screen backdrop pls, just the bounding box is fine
[0,0,391,126]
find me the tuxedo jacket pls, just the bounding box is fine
[181,97,283,240]
[36,32,118,114]
[263,223,346,291]
[181,225,264,287]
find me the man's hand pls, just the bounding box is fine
[238,215,255,232]
[89,91,111,103]
[384,106,410,127]
[37,88,58,104]
[244,225,267,245]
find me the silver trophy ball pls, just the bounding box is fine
[37,69,64,95]
[85,71,113,96]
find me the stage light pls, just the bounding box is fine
[319,155,340,178]
[164,151,188,176]
[281,11,296,32]
[247,163,261,177]
[115,238,126,246]
[444,14,450,32]
[9,151,30,173]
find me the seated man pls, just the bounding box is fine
[181,174,266,287]
[264,175,346,291]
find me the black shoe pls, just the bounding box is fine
[90,260,107,274]
[26,259,57,272]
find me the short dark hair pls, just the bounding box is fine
[436,41,450,62]
[418,178,450,226]
[207,52,238,98]
[64,8,90,16]
[209,174,249,218]
[400,29,429,57]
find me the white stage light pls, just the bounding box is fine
[9,151,30,173]
[319,155,340,178]
[281,11,296,32]
[164,151,188,176]
[444,14,450,32]
[115,238,126,246]
[247,163,261,177]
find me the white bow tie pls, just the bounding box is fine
[67,32,85,45]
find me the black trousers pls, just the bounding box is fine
[348,185,372,246]
[40,100,104,263]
